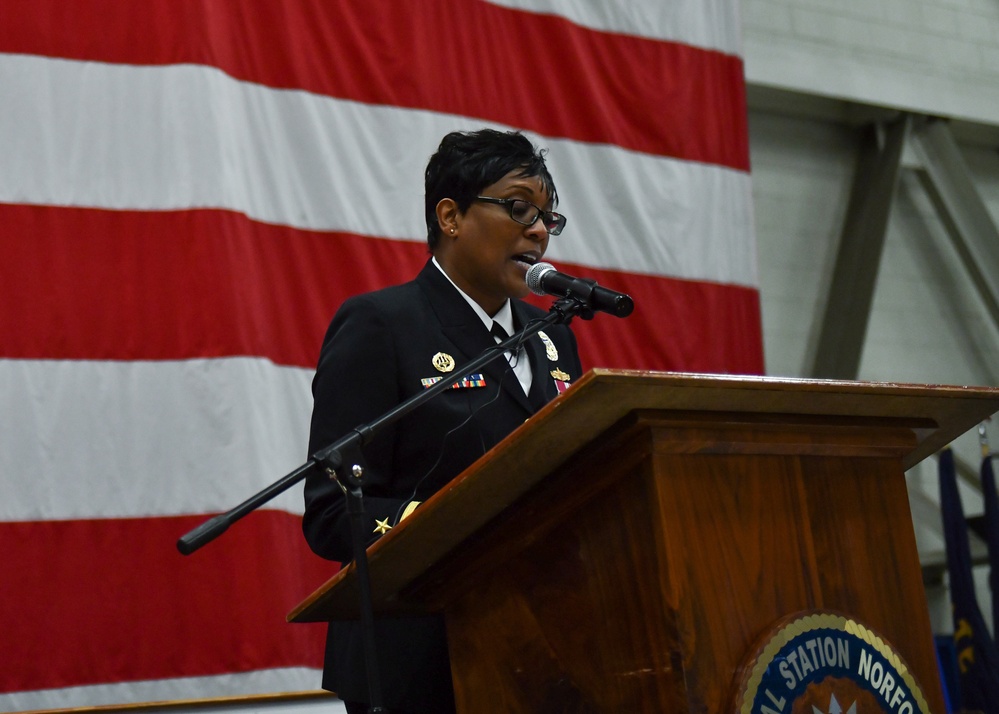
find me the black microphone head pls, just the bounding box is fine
[612,294,635,318]
[526,261,555,296]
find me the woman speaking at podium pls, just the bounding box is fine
[303,128,583,714]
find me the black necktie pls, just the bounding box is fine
[491,321,510,343]
[492,321,539,403]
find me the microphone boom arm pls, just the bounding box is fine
[175,296,586,555]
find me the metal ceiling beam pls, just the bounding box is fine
[909,117,999,334]
[810,115,911,379]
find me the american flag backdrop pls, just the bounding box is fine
[0,0,761,708]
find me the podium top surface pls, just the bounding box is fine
[289,369,999,622]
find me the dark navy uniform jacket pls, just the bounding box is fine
[304,259,583,712]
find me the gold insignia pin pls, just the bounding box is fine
[538,331,559,361]
[432,352,455,373]
[400,501,421,522]
[550,368,571,381]
[373,517,392,535]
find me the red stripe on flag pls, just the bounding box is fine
[0,512,332,693]
[0,203,426,369]
[0,204,763,374]
[556,267,765,375]
[0,0,748,170]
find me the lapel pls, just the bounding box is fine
[416,261,534,414]
[512,300,555,411]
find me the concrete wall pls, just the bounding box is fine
[742,0,999,124]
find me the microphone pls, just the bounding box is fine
[526,262,634,318]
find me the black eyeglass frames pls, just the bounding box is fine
[474,196,567,236]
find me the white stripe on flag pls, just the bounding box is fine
[0,54,755,287]
[544,136,757,287]
[483,0,743,54]
[0,358,313,521]
[0,669,330,713]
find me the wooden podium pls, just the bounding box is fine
[290,370,999,712]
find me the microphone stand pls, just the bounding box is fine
[176,296,588,714]
[335,451,386,713]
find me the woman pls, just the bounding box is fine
[304,128,583,714]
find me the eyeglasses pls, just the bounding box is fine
[474,196,567,236]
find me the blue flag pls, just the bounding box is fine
[939,447,999,711]
[981,453,999,640]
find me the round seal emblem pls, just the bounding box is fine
[732,611,931,714]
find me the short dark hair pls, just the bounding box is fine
[424,129,558,250]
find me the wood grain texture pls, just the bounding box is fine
[288,371,999,712]
[289,371,999,624]
[440,416,942,711]
[445,436,688,712]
